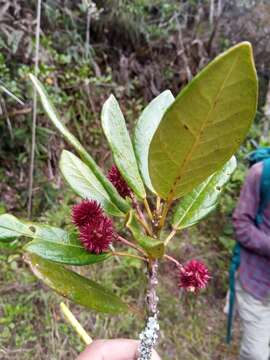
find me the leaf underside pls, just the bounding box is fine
[149,42,258,200]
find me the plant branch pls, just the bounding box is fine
[164,254,183,270]
[112,252,147,262]
[85,2,101,77]
[116,235,147,256]
[146,259,159,315]
[27,0,42,219]
[138,259,160,359]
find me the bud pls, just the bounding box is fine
[108,165,132,198]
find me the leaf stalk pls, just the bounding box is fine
[143,198,153,221]
[116,235,147,256]
[164,228,177,246]
[112,252,148,262]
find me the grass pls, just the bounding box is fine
[0,191,241,359]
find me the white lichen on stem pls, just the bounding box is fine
[146,260,159,315]
[138,259,159,360]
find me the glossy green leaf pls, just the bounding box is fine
[60,150,123,217]
[149,42,258,200]
[29,74,130,214]
[126,211,164,259]
[0,214,34,242]
[172,156,237,230]
[25,253,129,314]
[133,90,175,193]
[101,94,146,199]
[0,214,111,266]
[24,225,112,266]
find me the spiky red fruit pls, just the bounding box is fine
[179,259,210,292]
[79,216,114,254]
[72,200,103,228]
[108,165,132,198]
[72,199,115,254]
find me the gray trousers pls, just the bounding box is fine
[236,279,270,360]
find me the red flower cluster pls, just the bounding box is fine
[72,200,102,228]
[72,199,114,254]
[108,165,132,198]
[179,259,210,292]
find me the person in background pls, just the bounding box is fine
[77,339,161,360]
[233,161,270,360]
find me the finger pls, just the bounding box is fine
[77,339,161,360]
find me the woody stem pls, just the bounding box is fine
[138,259,159,360]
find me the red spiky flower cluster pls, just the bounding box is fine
[108,164,132,198]
[72,200,103,228]
[72,199,114,254]
[179,259,210,292]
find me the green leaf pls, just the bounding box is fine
[172,157,237,230]
[60,150,123,217]
[29,74,130,214]
[149,42,258,200]
[101,94,146,199]
[24,225,112,266]
[126,211,164,259]
[133,90,175,193]
[0,214,111,266]
[0,239,19,250]
[0,214,34,242]
[25,253,129,314]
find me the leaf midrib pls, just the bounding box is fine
[29,238,84,249]
[0,224,32,238]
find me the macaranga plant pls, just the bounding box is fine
[0,42,258,359]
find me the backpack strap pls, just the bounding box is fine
[226,159,270,344]
[256,158,270,225]
[226,242,241,344]
[248,147,270,166]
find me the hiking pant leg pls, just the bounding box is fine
[236,280,270,360]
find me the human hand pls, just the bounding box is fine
[77,339,161,360]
